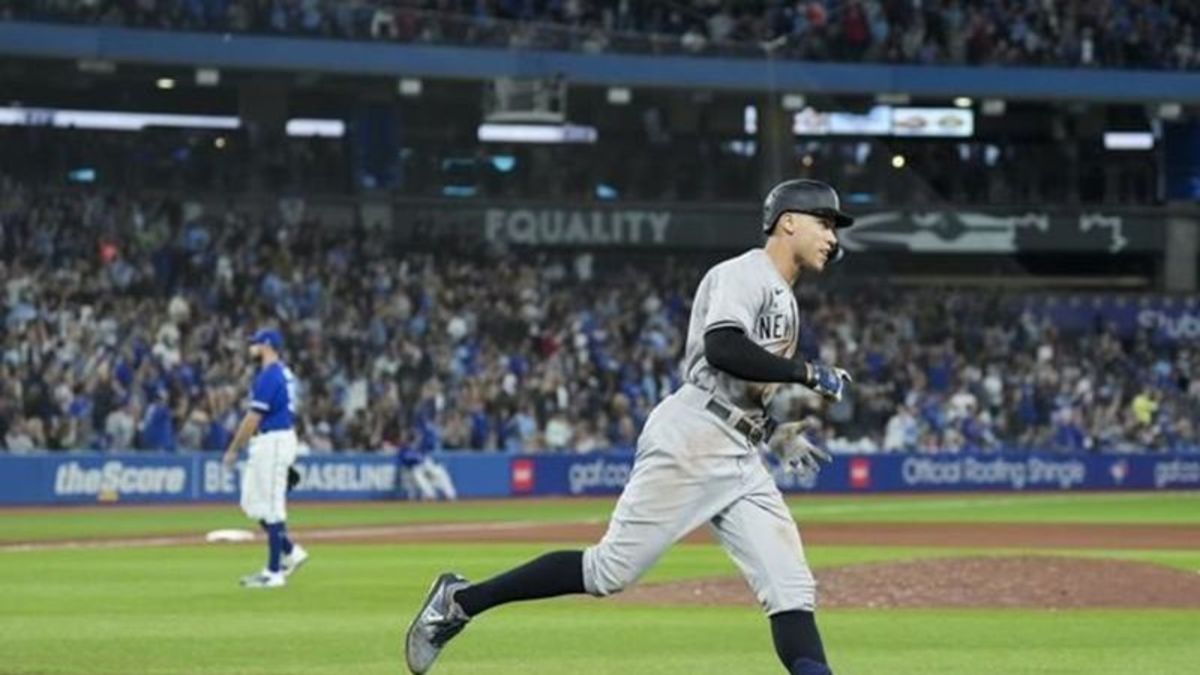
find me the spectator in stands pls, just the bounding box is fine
[105,401,138,451]
[883,404,918,452]
[4,416,37,453]
[138,388,175,452]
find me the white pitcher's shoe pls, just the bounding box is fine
[240,569,285,589]
[282,545,309,577]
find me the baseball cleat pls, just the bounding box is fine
[282,545,309,577]
[239,569,285,588]
[405,572,471,674]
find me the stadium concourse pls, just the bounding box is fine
[0,125,1159,207]
[6,0,1200,70]
[1,179,1197,457]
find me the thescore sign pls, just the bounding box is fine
[54,460,189,500]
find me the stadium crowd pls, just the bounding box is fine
[1,180,1197,456]
[6,0,1199,71]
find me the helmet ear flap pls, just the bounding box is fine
[763,212,778,236]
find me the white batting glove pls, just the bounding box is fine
[766,420,833,476]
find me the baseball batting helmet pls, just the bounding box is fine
[762,179,854,234]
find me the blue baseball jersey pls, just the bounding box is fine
[249,362,297,432]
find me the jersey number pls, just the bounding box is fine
[283,368,298,415]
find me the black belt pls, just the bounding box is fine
[704,398,767,445]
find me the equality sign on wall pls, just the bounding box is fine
[393,199,1168,254]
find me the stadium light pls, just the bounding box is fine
[398,78,423,97]
[954,97,973,108]
[156,78,176,90]
[477,123,598,144]
[607,87,632,105]
[781,94,807,111]
[77,60,116,74]
[981,99,1006,116]
[891,154,906,169]
[1157,103,1182,120]
[285,119,345,138]
[1103,132,1154,150]
[0,106,239,131]
[195,68,220,87]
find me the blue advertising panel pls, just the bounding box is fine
[0,452,1197,505]
[1022,295,1200,342]
[0,454,197,505]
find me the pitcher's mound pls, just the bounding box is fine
[615,556,1200,609]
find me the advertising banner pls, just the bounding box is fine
[496,453,1200,496]
[0,455,198,505]
[1022,295,1200,341]
[1,452,1196,505]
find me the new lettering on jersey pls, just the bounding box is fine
[683,249,799,415]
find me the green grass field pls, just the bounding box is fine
[2,492,1199,674]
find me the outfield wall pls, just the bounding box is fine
[0,452,1197,505]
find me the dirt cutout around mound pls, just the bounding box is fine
[614,556,1200,609]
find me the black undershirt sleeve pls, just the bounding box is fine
[704,326,809,384]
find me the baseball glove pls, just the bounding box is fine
[286,465,301,492]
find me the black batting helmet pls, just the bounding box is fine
[762,179,854,234]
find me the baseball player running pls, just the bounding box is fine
[222,328,309,588]
[405,179,855,674]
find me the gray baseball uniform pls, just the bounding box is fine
[582,248,816,614]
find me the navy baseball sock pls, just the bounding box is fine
[278,522,295,555]
[264,522,285,573]
[454,550,585,617]
[770,610,829,674]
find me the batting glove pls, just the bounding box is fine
[766,420,832,476]
[806,363,853,402]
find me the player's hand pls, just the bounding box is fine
[221,449,238,469]
[806,363,853,402]
[766,420,832,476]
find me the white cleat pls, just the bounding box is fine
[405,573,471,674]
[239,569,285,589]
[282,545,309,577]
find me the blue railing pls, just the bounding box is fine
[3,21,1200,101]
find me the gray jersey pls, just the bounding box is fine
[682,248,799,416]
